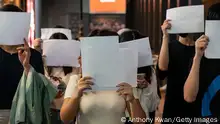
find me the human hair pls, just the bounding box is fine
[118,29,153,84]
[54,25,65,28]
[207,3,220,20]
[47,32,72,76]
[88,29,118,37]
[178,33,188,38]
[49,32,68,40]
[118,29,145,43]
[0,4,23,12]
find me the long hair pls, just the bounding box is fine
[47,33,73,76]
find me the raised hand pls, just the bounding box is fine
[17,39,31,74]
[195,35,209,58]
[75,76,94,97]
[117,82,134,102]
[161,19,171,36]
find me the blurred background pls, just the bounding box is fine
[1,0,219,123]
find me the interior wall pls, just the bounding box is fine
[42,0,81,39]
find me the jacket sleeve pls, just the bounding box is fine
[10,72,27,124]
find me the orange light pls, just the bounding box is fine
[90,0,126,13]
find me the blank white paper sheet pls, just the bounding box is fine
[0,12,30,45]
[41,28,72,40]
[205,21,220,59]
[80,36,122,89]
[120,37,153,67]
[43,40,80,67]
[119,48,138,87]
[166,5,204,34]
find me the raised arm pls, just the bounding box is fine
[60,76,93,122]
[184,35,209,103]
[158,20,171,71]
[117,83,146,124]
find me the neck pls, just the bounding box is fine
[1,45,20,54]
[179,36,194,46]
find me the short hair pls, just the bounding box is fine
[118,29,145,43]
[88,29,118,37]
[178,33,188,38]
[54,25,66,28]
[49,33,68,40]
[0,4,23,12]
[207,3,220,20]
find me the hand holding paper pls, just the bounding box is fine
[161,20,172,36]
[76,76,94,97]
[116,82,134,102]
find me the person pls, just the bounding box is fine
[157,18,200,121]
[44,32,79,124]
[60,29,146,124]
[184,3,220,119]
[33,38,43,53]
[10,40,57,124]
[0,4,44,123]
[118,28,160,124]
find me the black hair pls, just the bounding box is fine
[119,29,153,84]
[0,4,23,12]
[207,3,220,20]
[88,29,118,37]
[119,30,145,43]
[49,32,68,39]
[54,25,66,28]
[47,32,72,76]
[178,33,188,38]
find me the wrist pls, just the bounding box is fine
[24,64,30,69]
[73,88,82,99]
[194,55,202,61]
[163,34,169,38]
[128,96,137,103]
[24,64,31,75]
[127,95,135,103]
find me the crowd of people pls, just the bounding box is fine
[0,2,220,124]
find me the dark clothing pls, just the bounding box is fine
[195,57,220,122]
[157,41,200,121]
[0,48,44,109]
